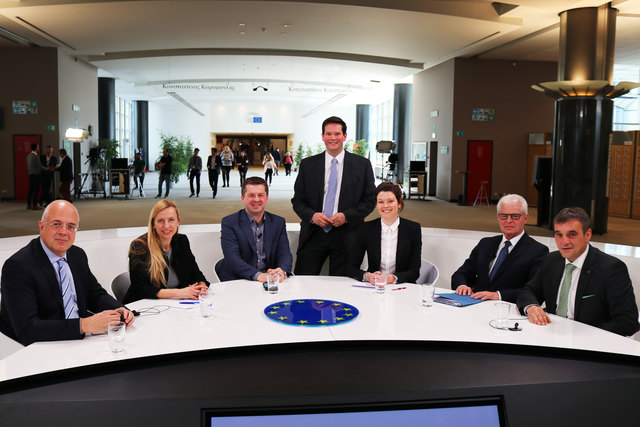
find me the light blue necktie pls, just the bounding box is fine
[489,240,511,281]
[57,258,79,319]
[323,157,338,232]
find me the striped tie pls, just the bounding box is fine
[323,157,338,232]
[57,258,79,319]
[556,264,576,318]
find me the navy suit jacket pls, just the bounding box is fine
[291,151,375,251]
[217,210,292,281]
[348,218,422,284]
[0,238,121,345]
[451,233,548,303]
[517,246,639,336]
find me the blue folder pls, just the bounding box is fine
[434,293,485,307]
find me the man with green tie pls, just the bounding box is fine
[517,207,639,336]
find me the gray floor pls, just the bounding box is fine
[2,166,639,247]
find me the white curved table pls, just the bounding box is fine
[2,276,639,384]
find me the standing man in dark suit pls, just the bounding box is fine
[207,147,222,199]
[39,145,57,207]
[156,148,172,198]
[56,149,73,202]
[216,176,292,282]
[0,200,134,346]
[517,207,639,336]
[292,116,375,276]
[26,143,44,210]
[453,194,548,303]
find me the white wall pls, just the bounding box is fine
[148,102,212,164]
[57,50,99,176]
[292,105,356,152]
[209,101,296,135]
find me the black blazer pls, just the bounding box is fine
[206,154,222,171]
[348,218,422,284]
[124,233,209,304]
[291,151,375,251]
[451,233,548,303]
[0,238,122,345]
[58,156,73,181]
[517,246,639,336]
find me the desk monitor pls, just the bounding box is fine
[410,160,425,171]
[203,397,506,427]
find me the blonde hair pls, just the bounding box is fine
[129,199,181,288]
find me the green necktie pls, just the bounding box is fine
[556,263,576,318]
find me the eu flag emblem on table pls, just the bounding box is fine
[264,299,359,326]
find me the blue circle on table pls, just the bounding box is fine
[264,299,359,326]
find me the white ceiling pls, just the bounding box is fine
[1,0,639,109]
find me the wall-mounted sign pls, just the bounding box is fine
[72,104,80,112]
[45,125,56,131]
[440,146,449,154]
[430,110,439,118]
[12,100,38,115]
[162,83,237,92]
[252,116,263,123]
[456,131,465,136]
[472,108,494,122]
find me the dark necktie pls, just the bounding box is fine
[489,240,511,281]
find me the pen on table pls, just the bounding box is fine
[391,287,407,291]
[179,301,199,304]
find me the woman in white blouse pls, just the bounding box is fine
[348,182,422,284]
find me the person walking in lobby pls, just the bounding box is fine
[206,147,222,199]
[220,146,234,187]
[237,150,249,186]
[263,152,276,185]
[187,148,202,198]
[155,148,173,198]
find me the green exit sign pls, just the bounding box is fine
[46,125,56,131]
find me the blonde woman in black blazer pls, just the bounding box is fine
[348,182,422,284]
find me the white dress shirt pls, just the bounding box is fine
[379,217,400,275]
[322,150,345,216]
[487,230,524,300]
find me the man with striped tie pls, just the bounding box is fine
[0,201,135,346]
[517,207,639,336]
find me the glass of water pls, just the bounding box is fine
[267,273,279,294]
[108,321,125,353]
[421,284,435,307]
[199,289,214,318]
[374,273,387,294]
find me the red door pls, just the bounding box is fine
[14,135,42,201]
[467,140,493,205]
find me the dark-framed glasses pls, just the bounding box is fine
[44,221,78,232]
[498,213,522,220]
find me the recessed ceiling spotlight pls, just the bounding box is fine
[238,23,245,27]
[283,24,291,28]
[239,31,245,35]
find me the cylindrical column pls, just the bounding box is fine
[355,104,370,144]
[98,77,116,140]
[393,84,412,180]
[134,101,149,166]
[558,6,616,82]
[550,4,617,233]
[551,98,612,233]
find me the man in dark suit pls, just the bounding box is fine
[517,207,639,336]
[216,176,292,282]
[291,116,375,276]
[207,147,222,199]
[0,200,134,346]
[56,148,73,202]
[39,145,57,206]
[452,194,548,303]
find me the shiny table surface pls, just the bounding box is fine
[2,276,640,383]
